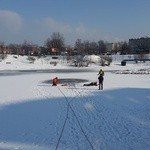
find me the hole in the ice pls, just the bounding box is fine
[43,78,89,84]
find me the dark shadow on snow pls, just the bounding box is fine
[0,88,149,149]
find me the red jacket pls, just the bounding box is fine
[53,78,58,86]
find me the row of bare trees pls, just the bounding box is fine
[74,39,107,55]
[0,32,150,56]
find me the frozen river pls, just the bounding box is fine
[0,70,149,150]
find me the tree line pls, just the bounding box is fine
[0,32,150,56]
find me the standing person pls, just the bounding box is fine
[98,69,104,77]
[98,69,104,90]
[98,75,104,90]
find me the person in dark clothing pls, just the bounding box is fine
[83,82,97,86]
[98,75,104,90]
[98,69,104,77]
[97,69,104,90]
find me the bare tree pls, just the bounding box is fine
[120,42,131,55]
[74,39,84,55]
[98,40,106,55]
[8,44,21,55]
[46,32,65,55]
[75,39,99,55]
[0,42,5,54]
[21,41,33,55]
[89,41,98,54]
[83,40,90,55]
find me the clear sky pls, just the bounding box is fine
[0,0,150,46]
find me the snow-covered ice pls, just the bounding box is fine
[0,55,150,150]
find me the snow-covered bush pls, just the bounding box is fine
[0,54,7,60]
[100,55,112,66]
[27,56,36,63]
[83,55,101,64]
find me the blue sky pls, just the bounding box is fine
[0,0,150,46]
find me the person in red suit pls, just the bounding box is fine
[52,77,58,86]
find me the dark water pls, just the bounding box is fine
[43,78,89,84]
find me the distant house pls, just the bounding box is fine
[51,48,59,55]
[105,43,113,54]
[129,37,150,54]
[30,46,39,56]
[112,42,124,54]
[0,45,11,54]
[105,42,123,54]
